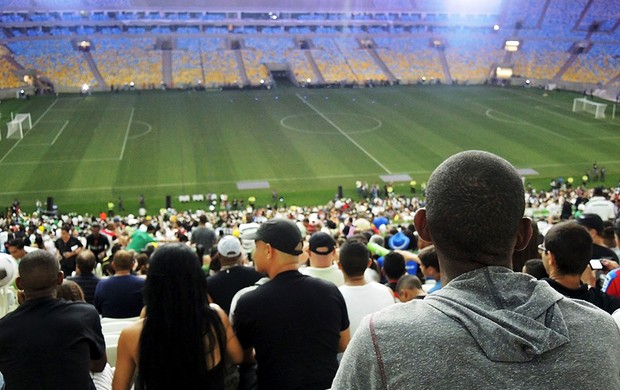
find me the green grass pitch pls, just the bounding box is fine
[0,84,618,215]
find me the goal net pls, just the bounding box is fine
[5,113,32,140]
[573,97,607,119]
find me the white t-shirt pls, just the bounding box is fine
[300,265,345,286]
[339,282,396,337]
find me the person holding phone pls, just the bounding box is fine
[540,221,620,314]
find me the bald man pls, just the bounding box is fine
[0,250,106,390]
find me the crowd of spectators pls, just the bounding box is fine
[1,167,620,388]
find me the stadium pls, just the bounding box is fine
[0,0,619,214]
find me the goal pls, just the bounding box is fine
[5,113,32,140]
[572,97,607,119]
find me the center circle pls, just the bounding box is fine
[280,113,382,135]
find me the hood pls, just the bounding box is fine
[425,267,569,363]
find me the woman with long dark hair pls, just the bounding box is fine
[112,244,243,389]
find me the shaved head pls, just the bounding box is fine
[18,250,62,297]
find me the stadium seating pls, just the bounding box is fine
[92,38,161,88]
[0,57,22,89]
[7,40,95,88]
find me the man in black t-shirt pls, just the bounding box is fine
[85,223,110,262]
[0,250,106,390]
[55,225,83,277]
[233,219,350,389]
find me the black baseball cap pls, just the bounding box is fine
[309,232,336,255]
[247,218,303,256]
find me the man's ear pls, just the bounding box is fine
[57,271,64,285]
[413,209,432,243]
[15,276,23,290]
[514,217,533,251]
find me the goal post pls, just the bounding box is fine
[5,113,32,140]
[573,97,607,119]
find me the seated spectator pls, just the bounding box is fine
[94,250,145,318]
[300,232,344,286]
[56,279,114,390]
[0,250,106,389]
[337,240,395,336]
[541,221,620,314]
[6,238,35,261]
[68,250,101,304]
[522,258,548,280]
[396,274,426,302]
[419,245,442,293]
[113,244,242,389]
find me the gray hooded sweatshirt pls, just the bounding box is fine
[332,266,620,389]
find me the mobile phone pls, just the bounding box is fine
[589,259,603,270]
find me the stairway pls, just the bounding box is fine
[305,50,325,84]
[233,50,250,87]
[82,51,106,90]
[162,50,172,87]
[436,48,453,84]
[552,53,579,82]
[366,47,396,83]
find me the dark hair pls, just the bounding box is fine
[19,250,59,291]
[137,244,226,390]
[76,250,96,274]
[425,151,526,266]
[544,222,592,275]
[338,240,370,277]
[418,245,439,272]
[6,238,25,250]
[383,251,406,280]
[56,279,85,301]
[523,259,548,280]
[135,253,149,275]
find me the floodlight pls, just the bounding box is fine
[493,24,500,31]
[81,84,90,93]
[306,78,311,83]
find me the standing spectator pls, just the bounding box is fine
[191,215,217,254]
[68,250,101,305]
[113,244,242,390]
[207,235,262,314]
[86,223,110,262]
[94,250,144,318]
[233,219,350,389]
[541,222,620,314]
[382,251,406,294]
[0,250,106,390]
[576,213,619,262]
[419,245,442,293]
[337,240,395,336]
[127,225,157,253]
[300,232,344,286]
[55,224,83,277]
[584,187,616,221]
[395,275,426,302]
[332,150,620,389]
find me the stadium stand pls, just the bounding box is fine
[92,38,160,88]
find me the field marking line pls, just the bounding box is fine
[295,93,392,174]
[51,120,70,145]
[0,98,58,164]
[0,157,118,166]
[118,108,135,161]
[127,121,152,140]
[469,100,572,141]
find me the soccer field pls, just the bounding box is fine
[0,84,618,215]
